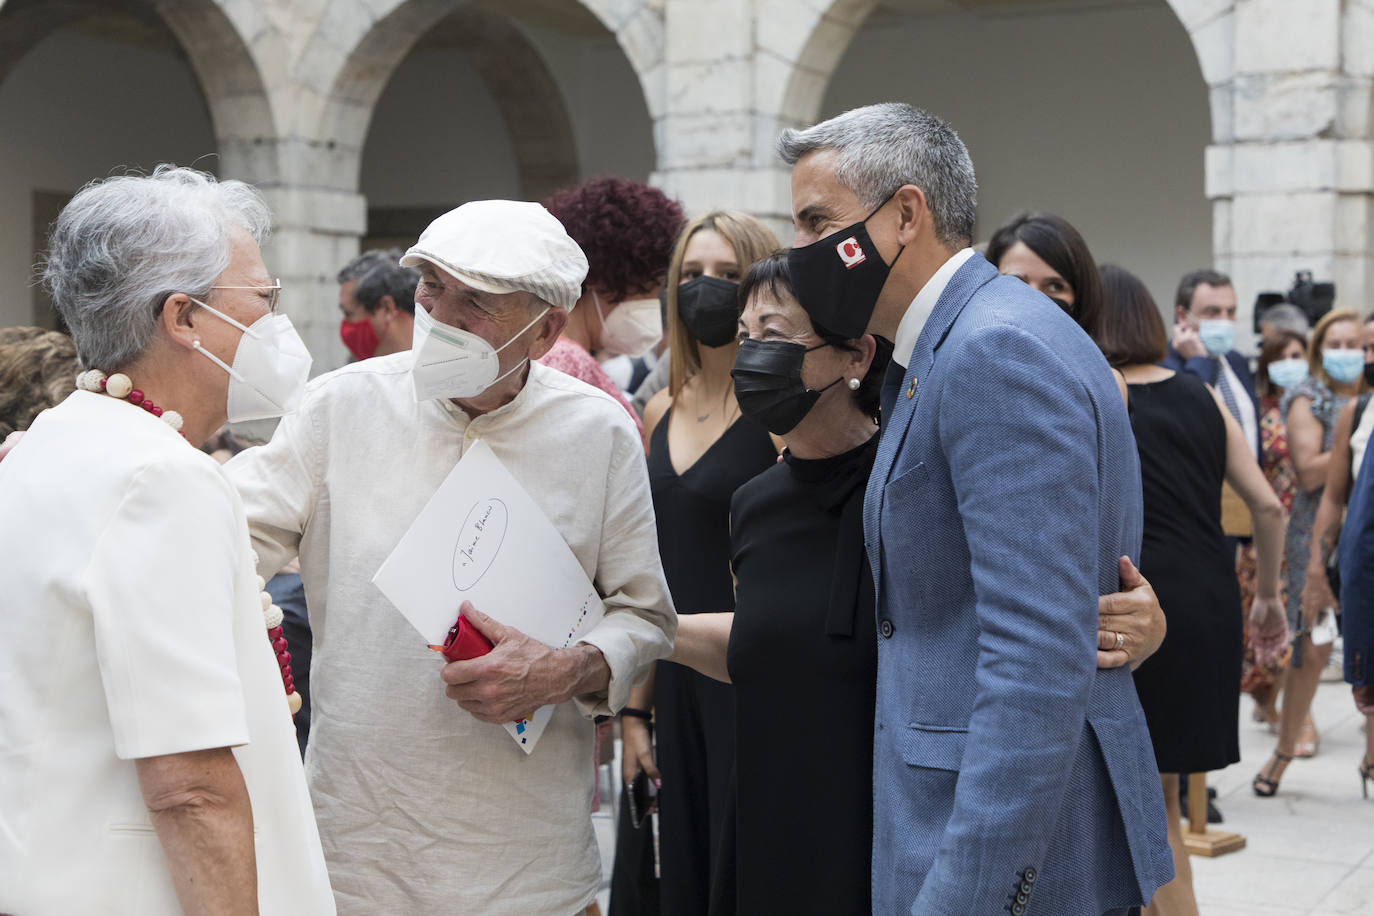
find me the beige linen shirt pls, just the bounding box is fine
[226,353,676,914]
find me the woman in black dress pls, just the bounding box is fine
[1097,265,1287,916]
[665,251,885,913]
[611,211,781,916]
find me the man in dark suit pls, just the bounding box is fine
[779,102,1173,915]
[1163,268,1261,458]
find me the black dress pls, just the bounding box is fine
[612,408,777,916]
[1129,373,1242,772]
[711,434,878,914]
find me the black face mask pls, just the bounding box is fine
[731,338,840,435]
[786,197,903,339]
[1364,360,1374,387]
[677,275,740,348]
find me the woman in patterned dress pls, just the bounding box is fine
[1238,330,1306,727]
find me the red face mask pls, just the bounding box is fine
[340,316,380,360]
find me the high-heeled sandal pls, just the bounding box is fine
[1361,757,1373,800]
[1253,752,1293,797]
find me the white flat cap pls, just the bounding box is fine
[400,200,589,309]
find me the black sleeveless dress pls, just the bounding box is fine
[707,434,879,914]
[626,408,777,916]
[1129,373,1242,772]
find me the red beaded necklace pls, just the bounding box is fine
[257,564,304,716]
[76,367,302,717]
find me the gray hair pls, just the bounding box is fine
[1260,302,1310,335]
[777,102,978,248]
[41,165,272,371]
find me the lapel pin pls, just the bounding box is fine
[906,377,917,399]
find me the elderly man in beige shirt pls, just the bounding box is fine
[226,200,676,914]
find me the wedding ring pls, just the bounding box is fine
[1113,631,1125,652]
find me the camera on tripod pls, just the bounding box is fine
[1252,270,1335,334]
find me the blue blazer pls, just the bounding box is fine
[1161,344,1261,459]
[1339,437,1374,688]
[865,254,1173,915]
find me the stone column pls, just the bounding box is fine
[641,0,875,238]
[650,0,832,238]
[258,183,368,371]
[1197,0,1374,351]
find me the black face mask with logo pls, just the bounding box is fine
[1364,360,1374,388]
[731,338,840,435]
[677,275,740,348]
[786,196,903,339]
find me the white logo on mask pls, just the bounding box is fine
[836,237,867,269]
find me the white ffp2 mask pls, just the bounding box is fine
[410,304,549,401]
[597,293,662,358]
[191,300,312,422]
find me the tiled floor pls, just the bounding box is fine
[592,677,1373,914]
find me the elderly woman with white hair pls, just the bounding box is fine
[0,166,334,914]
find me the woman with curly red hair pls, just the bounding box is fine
[540,178,686,436]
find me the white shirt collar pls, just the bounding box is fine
[892,247,976,367]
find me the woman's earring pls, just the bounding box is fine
[848,377,861,391]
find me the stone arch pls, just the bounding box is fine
[1161,0,1235,143]
[314,0,580,200]
[749,0,1217,315]
[759,0,1227,151]
[576,0,666,125]
[306,0,664,196]
[752,0,876,148]
[0,0,280,184]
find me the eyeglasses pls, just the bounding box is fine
[211,279,282,313]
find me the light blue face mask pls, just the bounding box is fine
[1322,348,1364,385]
[1266,357,1308,391]
[1197,319,1236,356]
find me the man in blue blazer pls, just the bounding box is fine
[779,103,1173,915]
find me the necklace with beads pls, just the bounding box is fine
[75,367,303,716]
[255,552,304,715]
[76,369,185,435]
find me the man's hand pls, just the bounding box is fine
[0,430,23,461]
[1173,321,1206,359]
[440,602,610,723]
[1248,594,1290,666]
[1301,565,1335,631]
[1097,556,1166,670]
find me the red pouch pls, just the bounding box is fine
[429,613,495,662]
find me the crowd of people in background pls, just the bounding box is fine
[1,100,1371,916]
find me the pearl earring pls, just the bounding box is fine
[847,377,861,390]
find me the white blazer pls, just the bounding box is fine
[0,392,334,914]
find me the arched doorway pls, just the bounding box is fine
[0,0,273,330]
[318,0,656,254]
[820,0,1212,311]
[755,0,1215,314]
